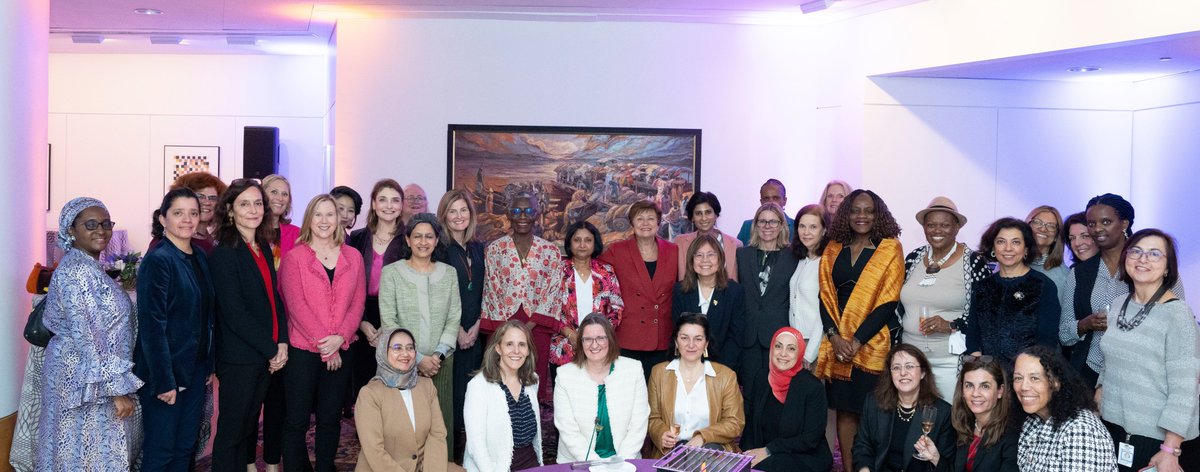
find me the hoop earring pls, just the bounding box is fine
[990,250,996,258]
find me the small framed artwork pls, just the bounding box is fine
[163,146,221,192]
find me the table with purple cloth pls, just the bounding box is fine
[526,459,761,471]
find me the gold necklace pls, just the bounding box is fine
[897,403,916,422]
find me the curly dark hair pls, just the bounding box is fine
[171,171,227,196]
[978,217,1040,265]
[825,189,901,245]
[564,220,604,259]
[1015,345,1095,431]
[685,191,723,220]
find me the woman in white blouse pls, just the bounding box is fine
[788,204,827,366]
[464,321,543,471]
[554,314,650,463]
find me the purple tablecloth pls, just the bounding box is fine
[525,458,761,471]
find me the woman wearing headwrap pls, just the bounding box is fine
[37,197,144,471]
[354,328,459,472]
[740,327,832,471]
[1058,193,1186,387]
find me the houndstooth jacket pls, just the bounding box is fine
[1018,409,1117,472]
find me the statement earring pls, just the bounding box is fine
[990,250,996,258]
[703,347,709,358]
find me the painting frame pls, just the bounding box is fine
[447,124,701,244]
[163,145,220,193]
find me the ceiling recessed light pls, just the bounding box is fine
[134,8,163,15]
[1159,56,1173,61]
[71,34,104,44]
[1068,66,1102,73]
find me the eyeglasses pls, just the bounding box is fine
[77,219,116,231]
[756,219,782,228]
[890,363,919,373]
[582,335,609,346]
[405,195,427,202]
[197,195,219,202]
[1128,247,1165,263]
[1029,219,1058,232]
[388,344,414,351]
[960,353,995,365]
[510,208,536,217]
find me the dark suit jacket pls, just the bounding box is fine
[598,237,678,351]
[672,280,744,367]
[133,240,215,394]
[735,246,799,348]
[937,428,1019,472]
[211,239,288,365]
[853,397,955,472]
[740,370,833,470]
[348,227,409,285]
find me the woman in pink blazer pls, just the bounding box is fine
[673,192,740,281]
[277,194,367,472]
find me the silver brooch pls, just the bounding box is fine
[1013,291,1025,301]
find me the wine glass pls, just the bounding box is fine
[913,405,937,460]
[918,306,930,334]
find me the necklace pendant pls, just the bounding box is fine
[467,281,473,292]
[919,273,938,287]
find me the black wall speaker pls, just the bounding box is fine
[243,126,279,179]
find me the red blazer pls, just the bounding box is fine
[598,237,678,351]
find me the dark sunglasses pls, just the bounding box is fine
[960,353,995,365]
[77,219,116,231]
[510,208,536,217]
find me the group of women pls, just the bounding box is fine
[20,173,1199,472]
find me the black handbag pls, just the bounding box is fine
[23,297,53,347]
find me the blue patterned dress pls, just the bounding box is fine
[37,248,144,471]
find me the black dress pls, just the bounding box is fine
[822,246,898,413]
[741,371,834,472]
[441,239,486,436]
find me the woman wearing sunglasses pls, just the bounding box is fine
[913,354,1018,471]
[481,193,563,405]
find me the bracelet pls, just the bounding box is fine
[1160,444,1182,457]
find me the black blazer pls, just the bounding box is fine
[133,240,215,394]
[672,280,744,367]
[740,370,833,469]
[211,240,288,365]
[736,246,800,348]
[937,428,1018,472]
[852,397,955,472]
[348,226,409,284]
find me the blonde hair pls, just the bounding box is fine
[749,203,790,250]
[436,189,477,244]
[261,174,293,225]
[297,194,346,246]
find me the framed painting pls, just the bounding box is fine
[448,125,701,244]
[163,145,220,192]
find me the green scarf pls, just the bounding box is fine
[594,363,617,458]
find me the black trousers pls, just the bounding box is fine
[620,348,669,381]
[1104,419,1163,472]
[211,362,271,472]
[282,348,353,472]
[247,368,286,465]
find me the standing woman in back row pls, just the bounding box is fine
[209,179,290,471]
[737,203,799,391]
[816,189,905,472]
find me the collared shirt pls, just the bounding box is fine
[666,359,716,441]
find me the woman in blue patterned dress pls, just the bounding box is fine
[37,197,144,471]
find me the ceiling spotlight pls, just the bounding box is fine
[1159,56,1173,61]
[150,35,183,45]
[799,0,834,14]
[1068,66,1102,73]
[227,35,258,46]
[71,34,104,44]
[133,8,163,15]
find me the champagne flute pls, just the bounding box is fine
[914,405,937,459]
[918,306,929,334]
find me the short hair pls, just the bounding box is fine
[685,191,723,220]
[627,200,662,223]
[761,179,787,197]
[874,343,941,410]
[214,179,275,250]
[151,188,200,241]
[436,189,478,244]
[509,192,539,213]
[978,217,1040,265]
[564,220,604,259]
[791,204,827,260]
[297,194,346,246]
[571,313,621,367]
[826,189,902,245]
[1119,228,1179,296]
[1086,193,1135,237]
[951,356,1012,447]
[171,171,227,196]
[670,313,712,361]
[479,320,538,386]
[1026,205,1065,270]
[1062,212,1089,264]
[261,174,293,225]
[366,179,404,237]
[405,213,445,260]
[330,186,363,216]
[748,203,791,249]
[1015,345,1095,431]
[680,233,729,293]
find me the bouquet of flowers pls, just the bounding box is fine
[105,251,142,290]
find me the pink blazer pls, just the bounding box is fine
[672,231,741,282]
[278,243,367,358]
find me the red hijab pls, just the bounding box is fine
[767,327,806,404]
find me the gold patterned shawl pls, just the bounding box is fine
[815,238,904,380]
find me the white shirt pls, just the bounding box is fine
[666,359,716,441]
[696,286,714,315]
[400,389,416,431]
[574,269,594,324]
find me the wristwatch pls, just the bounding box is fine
[826,327,839,339]
[436,353,446,361]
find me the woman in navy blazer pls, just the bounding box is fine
[736,203,799,390]
[672,232,744,367]
[134,188,217,471]
[208,179,290,471]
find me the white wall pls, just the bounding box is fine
[49,53,328,252]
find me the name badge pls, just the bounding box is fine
[1117,442,1135,467]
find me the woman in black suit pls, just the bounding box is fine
[672,232,744,366]
[919,354,1018,472]
[740,327,832,471]
[852,344,954,472]
[209,179,290,471]
[736,203,799,390]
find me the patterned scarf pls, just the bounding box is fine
[373,328,419,390]
[57,197,107,249]
[815,239,904,379]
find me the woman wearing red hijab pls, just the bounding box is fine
[740,327,833,471]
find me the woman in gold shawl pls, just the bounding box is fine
[815,189,905,472]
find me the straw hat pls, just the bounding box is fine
[915,196,967,226]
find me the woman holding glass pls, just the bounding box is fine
[852,344,954,472]
[914,354,1018,471]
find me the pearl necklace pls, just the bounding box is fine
[919,243,958,286]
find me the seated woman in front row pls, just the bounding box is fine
[740,327,833,472]
[852,344,955,472]
[355,328,463,472]
[916,354,1018,471]
[647,313,744,458]
[464,320,543,471]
